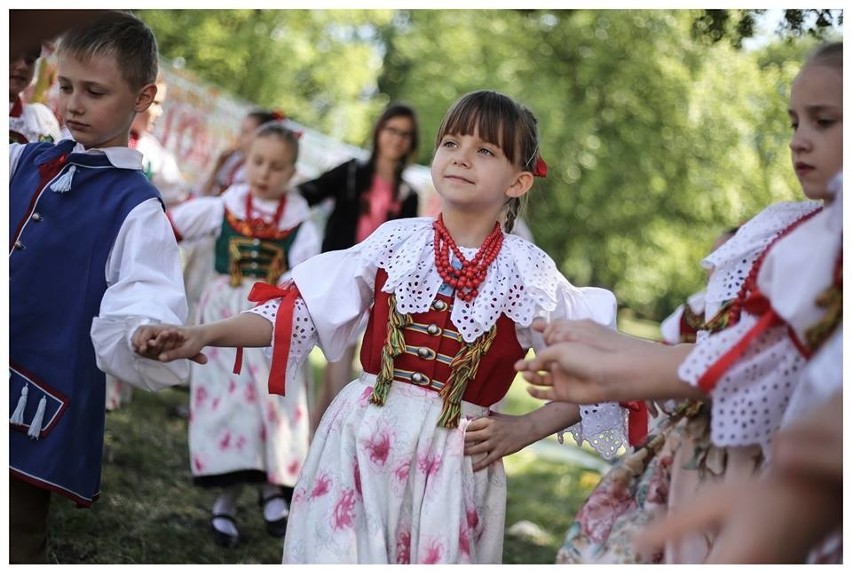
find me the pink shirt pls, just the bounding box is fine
[355,175,399,243]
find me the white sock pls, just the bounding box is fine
[211,485,242,537]
[260,485,289,522]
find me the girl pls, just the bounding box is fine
[166,122,321,547]
[182,108,286,327]
[9,44,61,144]
[133,90,623,563]
[296,103,421,431]
[518,41,842,564]
[201,108,285,197]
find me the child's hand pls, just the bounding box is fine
[516,341,610,403]
[132,324,208,364]
[463,412,531,472]
[634,395,843,563]
[773,394,842,483]
[632,472,841,563]
[517,319,700,404]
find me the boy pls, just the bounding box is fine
[9,11,190,563]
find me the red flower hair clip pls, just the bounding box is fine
[271,109,286,121]
[533,155,548,178]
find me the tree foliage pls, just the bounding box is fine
[139,9,839,319]
[139,9,395,144]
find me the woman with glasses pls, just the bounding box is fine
[297,102,421,430]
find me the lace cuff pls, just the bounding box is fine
[560,402,627,461]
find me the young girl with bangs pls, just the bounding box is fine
[518,42,842,564]
[132,90,624,563]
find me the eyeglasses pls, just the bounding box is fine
[383,126,413,140]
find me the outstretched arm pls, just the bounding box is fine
[516,319,704,404]
[133,313,273,363]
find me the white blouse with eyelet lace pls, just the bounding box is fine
[247,216,627,460]
[678,197,838,461]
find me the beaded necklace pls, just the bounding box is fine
[227,192,288,239]
[433,214,503,303]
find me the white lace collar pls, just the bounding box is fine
[221,183,312,230]
[703,201,822,308]
[355,217,575,342]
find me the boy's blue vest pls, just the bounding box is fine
[9,139,161,506]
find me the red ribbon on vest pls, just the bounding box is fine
[696,289,782,393]
[618,400,649,447]
[232,281,300,396]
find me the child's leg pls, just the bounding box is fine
[259,483,291,537]
[210,484,243,545]
[9,477,51,563]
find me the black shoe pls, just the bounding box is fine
[210,513,239,547]
[258,491,289,538]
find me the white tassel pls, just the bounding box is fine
[10,385,28,425]
[50,164,76,193]
[27,396,47,440]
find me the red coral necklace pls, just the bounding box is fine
[244,192,287,237]
[433,213,503,303]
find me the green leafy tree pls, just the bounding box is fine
[379,10,820,318]
[138,9,833,319]
[140,9,395,145]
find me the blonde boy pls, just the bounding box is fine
[9,11,189,562]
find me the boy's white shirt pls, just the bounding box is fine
[10,140,190,390]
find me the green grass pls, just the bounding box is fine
[46,386,600,564]
[47,311,656,564]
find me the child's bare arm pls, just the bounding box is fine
[132,313,273,363]
[516,319,703,403]
[463,401,580,472]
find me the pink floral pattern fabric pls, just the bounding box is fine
[189,274,310,487]
[558,403,760,563]
[282,374,506,564]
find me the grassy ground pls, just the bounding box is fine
[46,314,655,564]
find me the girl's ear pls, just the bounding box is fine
[134,82,157,114]
[506,171,534,198]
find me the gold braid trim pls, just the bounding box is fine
[804,248,842,353]
[701,299,736,334]
[436,325,498,429]
[369,294,411,407]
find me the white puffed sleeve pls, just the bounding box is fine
[167,196,225,241]
[291,247,376,361]
[91,198,190,390]
[246,296,319,391]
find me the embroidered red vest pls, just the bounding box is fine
[359,269,526,408]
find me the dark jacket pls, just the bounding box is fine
[298,158,419,252]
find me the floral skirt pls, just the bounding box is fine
[188,275,310,487]
[557,403,763,564]
[282,373,506,564]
